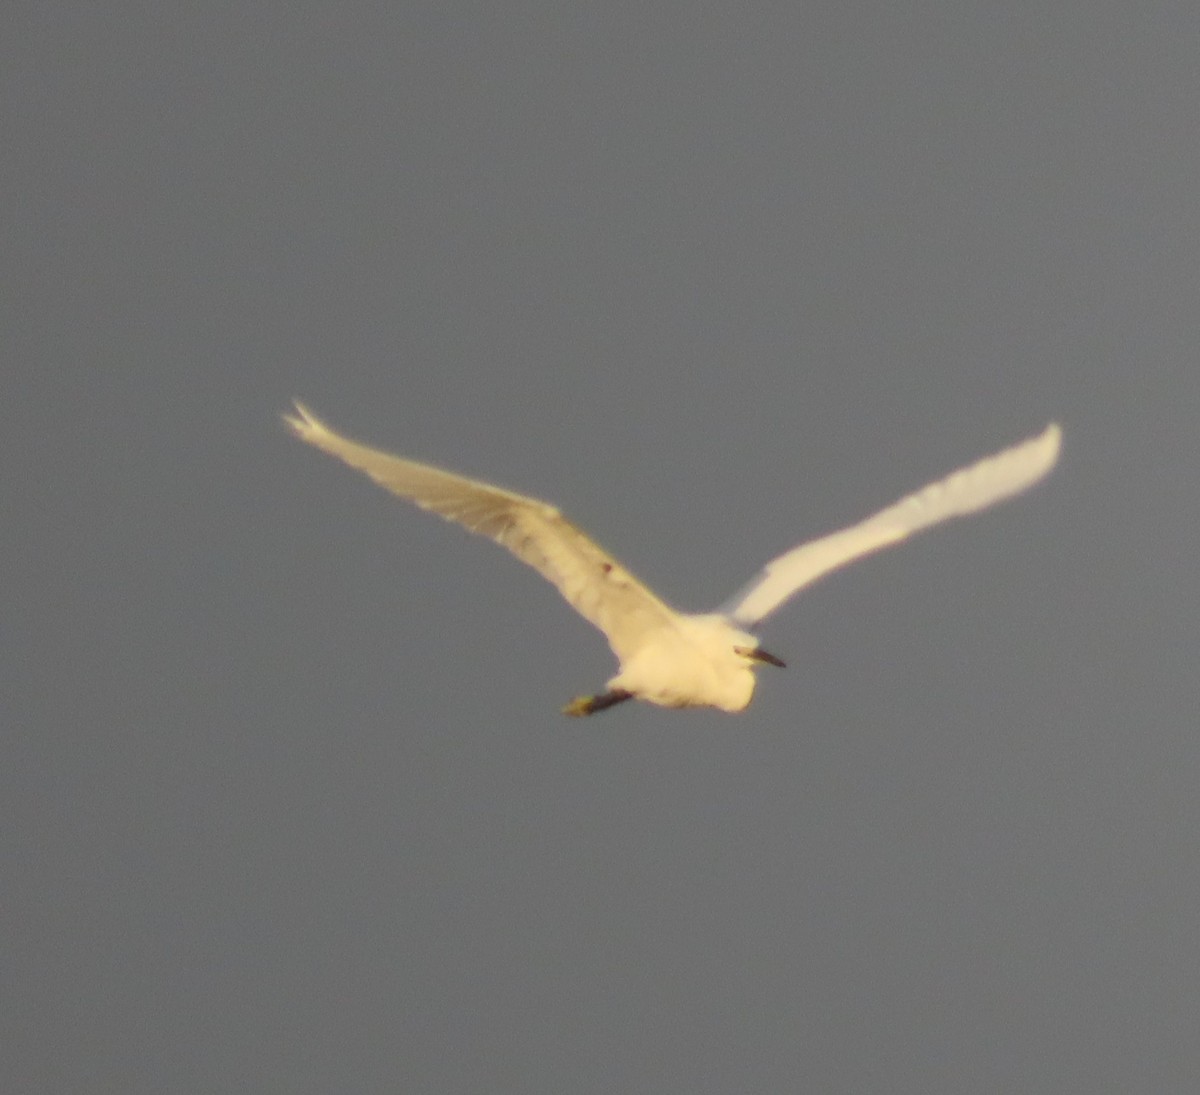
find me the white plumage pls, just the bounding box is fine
[285,403,1060,716]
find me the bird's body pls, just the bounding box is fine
[583,613,774,714]
[285,403,1061,716]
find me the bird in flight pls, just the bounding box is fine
[285,403,1060,716]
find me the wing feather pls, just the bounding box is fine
[284,402,677,661]
[721,423,1061,627]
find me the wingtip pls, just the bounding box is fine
[1035,420,1064,472]
[282,399,325,441]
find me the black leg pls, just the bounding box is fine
[561,688,634,717]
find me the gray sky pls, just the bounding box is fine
[7,4,1200,1092]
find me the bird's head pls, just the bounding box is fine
[735,645,787,668]
[681,614,787,670]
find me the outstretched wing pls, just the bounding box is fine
[720,423,1062,628]
[284,402,678,662]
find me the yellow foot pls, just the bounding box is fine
[561,689,634,717]
[562,695,596,717]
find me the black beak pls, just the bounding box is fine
[748,647,786,668]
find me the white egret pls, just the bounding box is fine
[285,403,1060,716]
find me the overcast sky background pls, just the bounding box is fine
[7,4,1200,1092]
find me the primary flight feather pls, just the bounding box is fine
[285,402,1060,716]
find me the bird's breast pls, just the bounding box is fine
[610,628,758,712]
